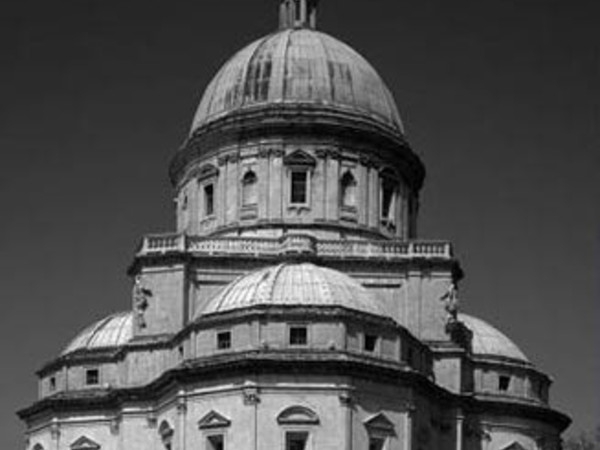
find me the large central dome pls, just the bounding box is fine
[191,28,404,134]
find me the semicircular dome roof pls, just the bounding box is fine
[196,263,387,319]
[191,28,404,134]
[62,311,134,356]
[459,313,529,363]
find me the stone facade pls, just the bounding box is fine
[19,1,569,450]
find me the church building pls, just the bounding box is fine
[19,1,570,449]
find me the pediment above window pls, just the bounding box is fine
[198,410,232,429]
[195,164,219,182]
[501,442,528,450]
[364,412,396,435]
[70,436,100,450]
[277,405,320,425]
[284,150,316,167]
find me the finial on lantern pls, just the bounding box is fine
[279,0,319,29]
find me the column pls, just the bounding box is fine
[243,382,261,450]
[339,389,354,450]
[455,411,464,450]
[177,390,187,450]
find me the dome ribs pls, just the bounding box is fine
[190,29,404,133]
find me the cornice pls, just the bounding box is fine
[19,350,449,421]
[463,394,571,432]
[168,104,425,191]
[20,351,569,432]
[37,305,428,378]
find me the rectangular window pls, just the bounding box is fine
[217,331,232,350]
[207,434,224,450]
[286,431,308,450]
[290,171,308,205]
[204,184,214,216]
[369,437,386,450]
[364,334,378,352]
[289,326,308,346]
[407,347,414,365]
[85,368,99,386]
[499,375,511,392]
[49,376,56,391]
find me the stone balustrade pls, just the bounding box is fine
[137,233,453,260]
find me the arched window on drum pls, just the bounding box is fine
[340,170,357,209]
[380,169,398,233]
[241,170,258,207]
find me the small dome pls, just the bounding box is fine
[459,314,529,362]
[191,28,403,134]
[62,312,134,356]
[197,263,387,318]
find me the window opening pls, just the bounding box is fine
[217,331,232,350]
[289,326,308,346]
[380,177,396,229]
[290,171,308,205]
[294,0,302,22]
[85,368,99,386]
[286,431,309,450]
[364,334,378,352]
[407,347,414,365]
[207,435,224,450]
[499,375,511,392]
[49,376,56,391]
[204,184,215,216]
[242,171,258,206]
[369,437,386,450]
[341,171,357,208]
[181,193,188,211]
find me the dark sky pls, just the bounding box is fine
[1,0,598,447]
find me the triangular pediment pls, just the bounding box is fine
[501,442,527,450]
[364,412,395,435]
[277,405,320,425]
[70,436,100,450]
[198,410,232,429]
[283,150,316,167]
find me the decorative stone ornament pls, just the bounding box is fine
[158,421,174,447]
[132,275,152,329]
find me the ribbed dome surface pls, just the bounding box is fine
[197,263,387,318]
[459,314,529,362]
[62,312,133,356]
[191,28,403,133]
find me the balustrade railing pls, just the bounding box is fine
[138,233,452,260]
